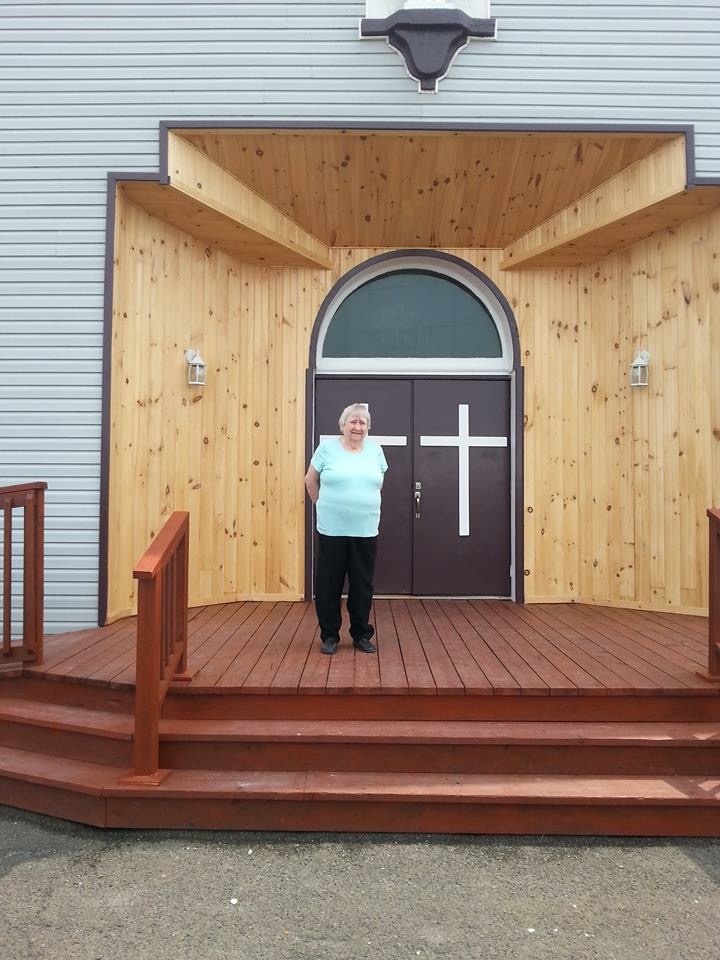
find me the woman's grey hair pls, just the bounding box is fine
[338,403,371,430]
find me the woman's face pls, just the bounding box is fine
[341,413,369,444]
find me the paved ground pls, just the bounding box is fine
[1,805,719,960]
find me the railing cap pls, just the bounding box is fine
[133,512,189,580]
[0,482,48,496]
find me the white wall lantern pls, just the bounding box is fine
[184,348,206,386]
[630,350,650,388]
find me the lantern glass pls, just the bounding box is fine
[630,364,648,388]
[188,362,206,386]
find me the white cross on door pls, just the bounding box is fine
[419,403,507,536]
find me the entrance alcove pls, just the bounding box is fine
[103,125,720,622]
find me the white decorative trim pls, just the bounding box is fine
[366,1,491,15]
[316,357,507,374]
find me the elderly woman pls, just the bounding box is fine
[305,403,388,655]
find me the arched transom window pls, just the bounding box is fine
[316,255,514,374]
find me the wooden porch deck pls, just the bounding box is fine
[26,598,716,700]
[3,599,720,835]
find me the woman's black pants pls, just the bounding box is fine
[314,534,378,642]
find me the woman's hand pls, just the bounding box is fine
[304,465,321,503]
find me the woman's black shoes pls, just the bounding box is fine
[353,637,377,654]
[320,635,377,654]
[320,636,339,655]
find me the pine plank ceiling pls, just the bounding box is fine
[178,129,679,248]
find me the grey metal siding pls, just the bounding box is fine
[1,0,719,631]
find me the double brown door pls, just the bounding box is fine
[314,377,512,597]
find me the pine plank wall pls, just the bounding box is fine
[107,194,720,620]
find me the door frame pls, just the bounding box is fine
[304,250,524,602]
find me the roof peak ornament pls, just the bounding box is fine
[360,1,496,93]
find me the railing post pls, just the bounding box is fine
[0,482,47,666]
[130,576,164,783]
[706,508,720,680]
[698,508,720,681]
[119,511,190,785]
[175,533,191,680]
[2,501,11,657]
[22,486,45,662]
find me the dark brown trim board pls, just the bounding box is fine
[514,366,525,603]
[303,368,315,603]
[157,119,720,190]
[98,173,164,627]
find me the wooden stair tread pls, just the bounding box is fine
[158,718,720,747]
[0,697,133,740]
[0,744,120,795]
[106,769,720,804]
[0,660,25,678]
[3,698,716,747]
[2,743,718,812]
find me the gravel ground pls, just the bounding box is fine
[1,805,719,960]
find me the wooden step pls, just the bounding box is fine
[2,697,717,777]
[0,697,133,766]
[1,744,718,835]
[113,769,720,806]
[0,676,134,713]
[158,718,720,775]
[159,717,720,745]
[0,660,24,679]
[6,676,720,724]
[162,691,720,723]
[0,744,115,827]
[0,697,133,736]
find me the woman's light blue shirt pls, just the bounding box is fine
[311,438,388,537]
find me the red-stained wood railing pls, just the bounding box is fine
[705,507,720,680]
[0,482,47,666]
[121,511,191,784]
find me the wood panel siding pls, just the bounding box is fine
[118,133,332,269]
[179,129,679,249]
[578,209,720,614]
[119,178,332,270]
[502,137,690,268]
[109,233,581,615]
[107,190,328,619]
[108,225,578,619]
[109,210,720,618]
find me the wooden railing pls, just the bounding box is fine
[1,482,47,665]
[122,511,191,784]
[706,507,720,680]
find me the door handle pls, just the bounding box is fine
[414,481,422,518]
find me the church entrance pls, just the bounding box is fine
[308,250,522,600]
[314,377,511,596]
